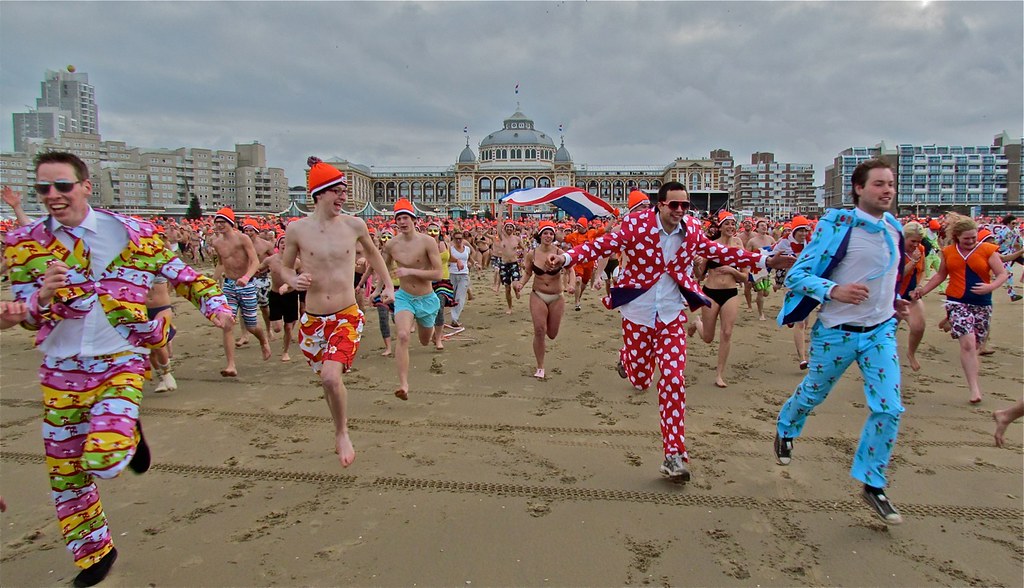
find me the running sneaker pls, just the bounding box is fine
[774,433,793,465]
[1011,294,1023,302]
[660,454,691,481]
[861,487,904,525]
[616,360,627,379]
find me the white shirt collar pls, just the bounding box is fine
[51,205,98,235]
[655,212,683,236]
[853,206,884,226]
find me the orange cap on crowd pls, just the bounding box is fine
[576,217,589,228]
[306,156,347,199]
[718,210,736,224]
[791,215,811,231]
[394,198,416,218]
[538,220,556,234]
[978,228,994,242]
[929,219,941,231]
[214,207,236,226]
[627,190,649,212]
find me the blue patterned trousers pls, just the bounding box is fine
[776,318,904,487]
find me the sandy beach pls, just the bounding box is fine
[1,269,1022,587]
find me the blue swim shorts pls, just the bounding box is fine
[394,288,441,328]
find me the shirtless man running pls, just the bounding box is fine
[383,198,443,400]
[745,220,777,321]
[211,207,272,376]
[279,157,393,468]
[493,220,522,314]
[237,219,276,346]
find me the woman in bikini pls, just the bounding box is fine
[693,211,748,388]
[898,222,927,372]
[514,220,575,380]
[915,216,1009,404]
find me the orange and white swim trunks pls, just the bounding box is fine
[299,304,364,374]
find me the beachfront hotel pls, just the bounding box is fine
[325,106,822,220]
[823,133,1023,217]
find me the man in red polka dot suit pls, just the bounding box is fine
[548,181,794,481]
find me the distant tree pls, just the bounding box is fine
[186,195,203,220]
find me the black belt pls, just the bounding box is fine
[834,318,892,333]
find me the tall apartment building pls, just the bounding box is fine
[0,135,289,217]
[824,134,1021,216]
[710,148,735,197]
[822,143,898,209]
[13,68,98,151]
[732,152,818,219]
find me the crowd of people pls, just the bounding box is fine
[1,153,1022,586]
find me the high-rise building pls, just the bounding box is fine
[732,152,819,219]
[825,135,1021,216]
[13,67,98,151]
[0,135,289,217]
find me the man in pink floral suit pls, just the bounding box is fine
[548,181,793,482]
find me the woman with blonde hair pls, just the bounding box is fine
[915,216,1009,403]
[898,222,927,371]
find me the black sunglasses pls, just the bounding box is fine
[34,180,83,195]
[661,200,691,211]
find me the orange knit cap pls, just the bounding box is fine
[538,220,556,234]
[978,229,995,242]
[791,215,811,231]
[718,210,736,224]
[576,217,589,228]
[306,156,347,199]
[394,198,416,218]
[214,207,236,226]
[627,190,649,212]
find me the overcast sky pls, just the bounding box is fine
[2,1,1021,186]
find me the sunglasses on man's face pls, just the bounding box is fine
[380,235,392,241]
[427,229,440,235]
[661,200,691,211]
[34,180,82,195]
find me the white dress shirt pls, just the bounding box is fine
[617,215,687,328]
[818,207,901,328]
[40,206,142,359]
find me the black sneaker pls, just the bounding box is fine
[774,433,793,465]
[73,547,118,587]
[615,360,627,379]
[128,422,150,474]
[861,487,904,525]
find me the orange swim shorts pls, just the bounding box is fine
[573,261,595,285]
[299,304,364,374]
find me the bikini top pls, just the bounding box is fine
[706,259,723,270]
[532,264,561,276]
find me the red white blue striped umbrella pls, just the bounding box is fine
[499,187,616,220]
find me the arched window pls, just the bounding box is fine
[386,182,397,200]
[639,180,650,190]
[494,177,507,200]
[575,180,586,190]
[412,182,423,200]
[613,180,624,198]
[424,183,435,201]
[479,178,492,201]
[399,182,410,198]
[373,182,385,202]
[689,173,700,191]
[524,177,536,189]
[600,180,611,197]
[539,177,551,188]
[436,183,446,199]
[588,181,599,194]
[509,177,521,192]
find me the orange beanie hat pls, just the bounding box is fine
[214,207,236,226]
[394,198,416,218]
[306,156,347,200]
[627,190,649,212]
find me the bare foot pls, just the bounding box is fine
[534,368,545,379]
[505,308,513,315]
[908,354,921,372]
[220,368,238,378]
[514,289,520,299]
[758,315,767,321]
[714,377,727,388]
[394,388,409,401]
[993,409,1013,447]
[235,338,249,348]
[492,284,500,294]
[970,392,983,404]
[435,342,444,351]
[280,353,291,362]
[260,341,272,361]
[381,348,393,357]
[336,433,356,468]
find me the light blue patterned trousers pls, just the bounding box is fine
[776,318,904,487]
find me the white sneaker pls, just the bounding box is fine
[660,453,691,481]
[155,372,177,393]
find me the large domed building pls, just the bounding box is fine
[329,105,737,218]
